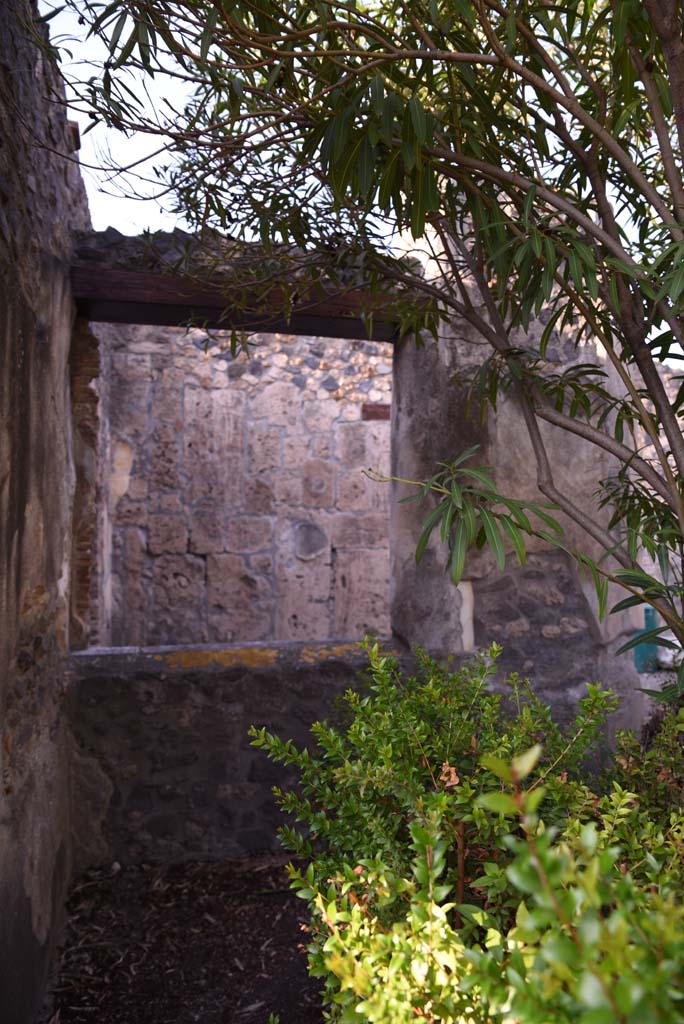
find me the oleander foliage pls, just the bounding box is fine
[49,0,684,688]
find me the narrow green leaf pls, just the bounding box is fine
[523,184,537,226]
[441,499,456,543]
[462,501,478,544]
[450,480,463,509]
[415,502,446,564]
[616,627,680,656]
[505,9,517,53]
[459,466,497,489]
[450,518,468,584]
[501,515,526,566]
[408,96,427,144]
[108,10,128,53]
[479,508,506,570]
[597,577,608,620]
[610,595,646,614]
[370,75,384,117]
[531,506,564,536]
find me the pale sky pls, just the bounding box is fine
[42,4,191,235]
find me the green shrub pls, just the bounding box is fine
[250,643,684,1023]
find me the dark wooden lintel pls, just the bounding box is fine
[71,266,399,343]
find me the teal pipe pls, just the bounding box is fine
[633,606,659,673]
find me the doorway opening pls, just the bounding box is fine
[70,320,393,649]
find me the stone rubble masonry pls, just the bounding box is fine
[98,323,393,646]
[0,5,91,1023]
[68,641,410,867]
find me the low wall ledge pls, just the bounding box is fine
[69,638,406,677]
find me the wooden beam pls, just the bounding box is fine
[71,266,399,342]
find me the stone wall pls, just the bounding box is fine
[0,5,90,1022]
[68,642,405,868]
[70,320,107,648]
[391,324,647,731]
[99,323,393,647]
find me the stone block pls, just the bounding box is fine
[250,553,274,574]
[276,596,331,642]
[336,471,372,512]
[114,499,148,527]
[275,552,333,640]
[111,529,148,646]
[207,554,274,641]
[113,353,153,382]
[333,549,390,637]
[193,361,230,390]
[309,434,332,459]
[273,473,302,504]
[184,387,244,459]
[152,384,183,423]
[148,515,188,555]
[155,492,183,514]
[302,459,334,508]
[110,381,151,440]
[248,380,300,427]
[339,402,362,422]
[187,452,242,507]
[282,435,306,468]
[337,422,367,467]
[189,503,224,554]
[364,422,391,475]
[127,353,154,381]
[244,478,274,514]
[208,606,274,643]
[208,554,272,608]
[151,555,207,643]
[149,424,183,491]
[109,440,134,505]
[247,425,282,474]
[302,398,339,432]
[153,554,206,611]
[127,477,148,501]
[226,516,274,552]
[332,514,388,548]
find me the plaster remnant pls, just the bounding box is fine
[457,581,475,652]
[110,441,134,505]
[295,522,328,560]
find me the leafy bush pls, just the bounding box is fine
[250,642,684,1021]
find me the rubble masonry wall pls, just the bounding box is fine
[99,323,393,647]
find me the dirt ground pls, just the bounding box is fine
[41,856,324,1024]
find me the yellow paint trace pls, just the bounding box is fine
[155,647,279,671]
[299,643,362,665]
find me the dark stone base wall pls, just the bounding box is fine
[68,642,404,869]
[473,552,647,734]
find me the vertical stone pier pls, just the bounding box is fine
[390,327,646,729]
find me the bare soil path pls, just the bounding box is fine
[41,857,324,1024]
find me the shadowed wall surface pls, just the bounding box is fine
[0,4,90,1021]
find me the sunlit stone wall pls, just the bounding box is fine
[98,323,393,646]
